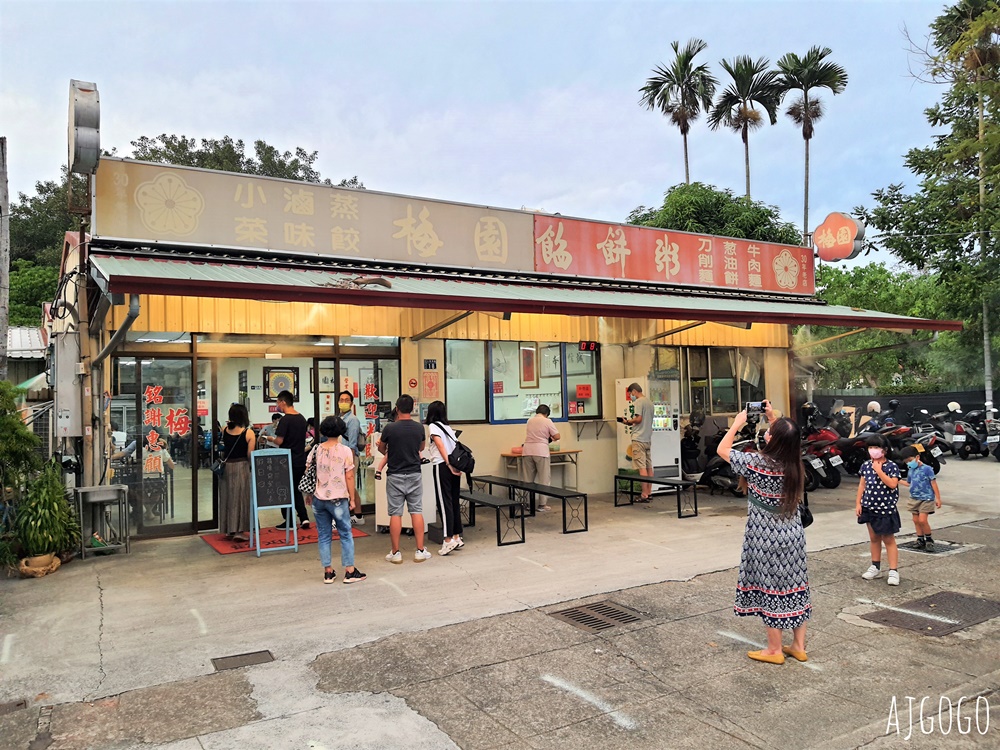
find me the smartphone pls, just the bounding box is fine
[746,401,764,415]
[616,417,625,423]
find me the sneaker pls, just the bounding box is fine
[343,568,366,584]
[275,523,295,530]
[924,539,936,553]
[862,564,882,580]
[439,538,459,556]
[414,548,432,562]
[887,570,900,586]
[385,550,402,564]
[351,515,366,527]
[323,569,337,584]
[455,536,465,549]
[537,505,552,512]
[301,520,311,530]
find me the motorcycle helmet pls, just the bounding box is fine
[867,400,881,414]
[947,401,962,414]
[801,402,818,418]
[888,399,900,411]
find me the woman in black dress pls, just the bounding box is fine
[718,400,809,665]
[219,404,256,542]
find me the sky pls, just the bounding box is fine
[1,0,949,266]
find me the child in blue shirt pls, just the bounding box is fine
[855,434,902,585]
[899,445,942,552]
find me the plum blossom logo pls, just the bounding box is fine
[773,249,800,289]
[134,173,205,236]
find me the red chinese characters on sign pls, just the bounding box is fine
[144,408,163,427]
[532,216,814,295]
[576,384,592,399]
[144,385,164,405]
[166,408,191,437]
[364,382,378,401]
[364,402,378,418]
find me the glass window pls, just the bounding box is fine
[653,346,684,413]
[445,340,487,422]
[565,346,601,419]
[710,349,738,413]
[737,348,766,407]
[688,348,709,416]
[491,341,565,422]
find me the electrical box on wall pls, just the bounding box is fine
[54,332,83,437]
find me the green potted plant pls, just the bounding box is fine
[15,460,79,574]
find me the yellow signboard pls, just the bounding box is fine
[93,158,535,272]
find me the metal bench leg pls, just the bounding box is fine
[562,495,588,534]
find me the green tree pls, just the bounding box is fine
[627,182,802,245]
[9,261,59,327]
[127,135,365,188]
[707,56,783,199]
[8,170,79,266]
[639,39,718,185]
[801,264,957,390]
[856,1,1000,394]
[777,46,849,243]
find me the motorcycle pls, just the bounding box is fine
[699,423,756,497]
[800,401,844,488]
[954,408,991,460]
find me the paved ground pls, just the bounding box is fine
[1,458,998,749]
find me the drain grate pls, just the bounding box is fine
[860,591,1000,636]
[549,600,644,632]
[211,650,274,671]
[0,698,28,717]
[899,539,974,556]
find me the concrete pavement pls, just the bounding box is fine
[1,458,997,749]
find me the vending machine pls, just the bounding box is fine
[615,377,682,477]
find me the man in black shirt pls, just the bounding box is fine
[263,390,311,530]
[377,394,430,563]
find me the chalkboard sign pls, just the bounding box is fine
[252,450,294,507]
[250,449,298,556]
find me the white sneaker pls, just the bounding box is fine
[385,550,402,564]
[887,570,900,586]
[413,548,432,562]
[455,536,465,549]
[862,565,882,580]
[351,515,366,526]
[439,538,459,556]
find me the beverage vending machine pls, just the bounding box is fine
[615,377,682,477]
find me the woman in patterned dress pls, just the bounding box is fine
[718,401,809,665]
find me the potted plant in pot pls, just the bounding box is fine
[15,460,79,576]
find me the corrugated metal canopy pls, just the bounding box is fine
[7,327,46,359]
[89,253,963,331]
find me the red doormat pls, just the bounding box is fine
[202,526,369,555]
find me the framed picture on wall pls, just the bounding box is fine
[263,367,299,402]
[565,349,594,377]
[540,345,561,379]
[519,342,538,389]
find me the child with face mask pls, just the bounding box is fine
[855,434,902,585]
[898,445,942,552]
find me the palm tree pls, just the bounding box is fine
[639,39,718,184]
[777,47,848,244]
[707,56,783,199]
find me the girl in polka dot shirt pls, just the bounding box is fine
[855,434,902,585]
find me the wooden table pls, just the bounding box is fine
[501,449,582,490]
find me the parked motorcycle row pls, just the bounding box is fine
[680,398,999,498]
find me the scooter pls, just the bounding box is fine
[699,424,755,497]
[953,409,991,460]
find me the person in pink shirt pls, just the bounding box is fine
[303,415,366,585]
[522,404,561,509]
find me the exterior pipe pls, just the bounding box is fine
[92,294,140,368]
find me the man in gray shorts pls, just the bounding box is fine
[621,382,655,501]
[376,394,431,563]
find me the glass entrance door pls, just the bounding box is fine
[111,356,213,535]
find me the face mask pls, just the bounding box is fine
[868,447,884,459]
[906,459,919,469]
[338,403,351,413]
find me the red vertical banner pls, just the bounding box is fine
[533,216,814,295]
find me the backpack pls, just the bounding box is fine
[356,420,368,452]
[434,422,476,474]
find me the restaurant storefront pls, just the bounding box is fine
[55,158,961,538]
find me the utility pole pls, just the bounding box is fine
[0,137,9,383]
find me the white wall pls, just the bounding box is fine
[216,357,317,425]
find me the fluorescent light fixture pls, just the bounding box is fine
[264,352,282,360]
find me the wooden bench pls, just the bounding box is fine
[469,475,588,534]
[614,474,698,518]
[459,490,525,546]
